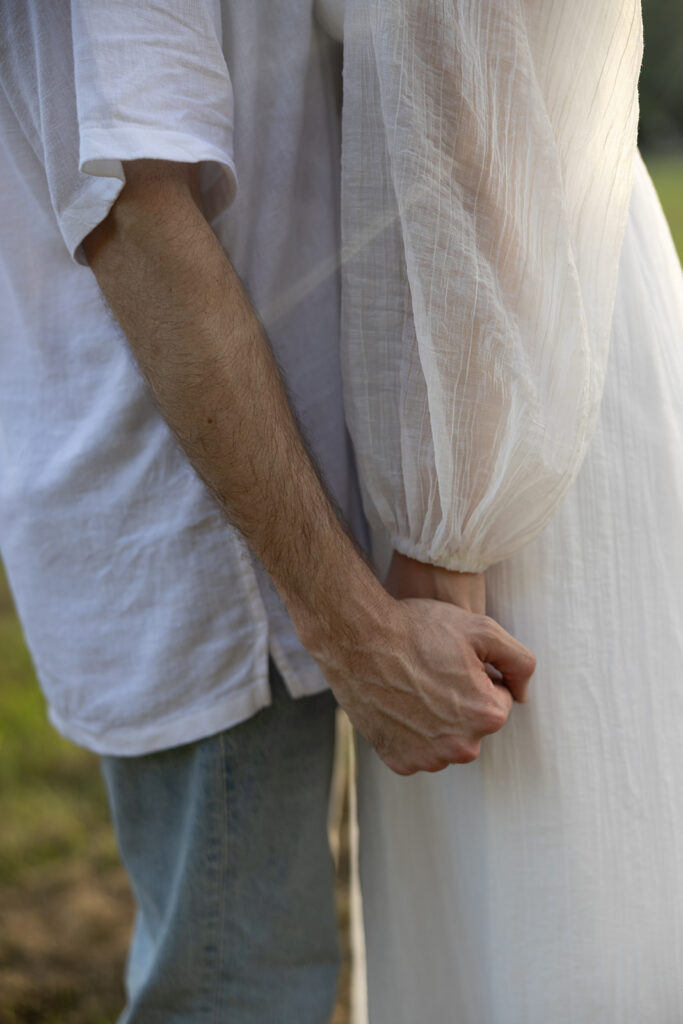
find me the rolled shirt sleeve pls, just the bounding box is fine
[0,0,238,263]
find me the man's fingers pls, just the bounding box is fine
[492,680,514,718]
[472,678,514,738]
[472,616,536,703]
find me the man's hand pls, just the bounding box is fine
[302,589,536,775]
[358,549,535,772]
[388,548,535,695]
[83,159,535,777]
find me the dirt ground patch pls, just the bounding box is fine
[0,861,132,1024]
[0,829,351,1024]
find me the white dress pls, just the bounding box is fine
[334,0,683,1020]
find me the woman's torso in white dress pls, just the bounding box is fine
[358,152,683,1022]
[318,0,683,1017]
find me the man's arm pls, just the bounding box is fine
[83,159,535,775]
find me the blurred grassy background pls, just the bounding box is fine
[0,565,130,1024]
[0,166,681,1023]
[648,155,683,259]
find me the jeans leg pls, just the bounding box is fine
[100,661,340,1024]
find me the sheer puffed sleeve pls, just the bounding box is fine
[340,0,642,572]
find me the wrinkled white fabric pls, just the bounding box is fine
[341,0,642,571]
[357,152,683,1022]
[336,1,683,1020]
[0,0,366,755]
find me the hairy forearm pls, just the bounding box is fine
[83,161,387,646]
[82,160,536,777]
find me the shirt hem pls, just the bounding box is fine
[48,680,272,758]
[268,629,330,699]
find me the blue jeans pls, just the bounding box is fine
[100,660,339,1023]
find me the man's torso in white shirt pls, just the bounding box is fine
[0,0,367,755]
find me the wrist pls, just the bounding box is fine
[384,550,486,614]
[285,524,394,660]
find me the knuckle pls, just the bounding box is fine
[459,742,481,764]
[420,754,451,774]
[446,739,481,764]
[476,613,495,635]
[480,702,508,734]
[385,747,452,776]
[386,759,415,776]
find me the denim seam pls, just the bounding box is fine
[210,731,229,1023]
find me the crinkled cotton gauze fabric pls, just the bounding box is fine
[337,0,683,1021]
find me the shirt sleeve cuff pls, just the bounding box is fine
[62,124,237,265]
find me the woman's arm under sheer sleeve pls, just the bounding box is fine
[340,0,642,572]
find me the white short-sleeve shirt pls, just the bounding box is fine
[0,0,367,755]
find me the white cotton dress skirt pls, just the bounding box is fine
[356,152,683,1023]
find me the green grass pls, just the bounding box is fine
[648,152,683,258]
[0,573,118,886]
[0,568,126,1024]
